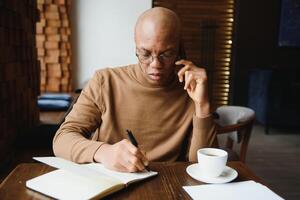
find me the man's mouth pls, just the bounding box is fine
[149,73,163,81]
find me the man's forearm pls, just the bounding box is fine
[53,130,103,163]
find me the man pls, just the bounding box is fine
[53,7,216,172]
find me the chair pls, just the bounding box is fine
[214,106,255,163]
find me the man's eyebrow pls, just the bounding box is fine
[137,47,175,53]
[137,48,149,52]
[161,48,175,53]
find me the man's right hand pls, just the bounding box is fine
[93,139,149,172]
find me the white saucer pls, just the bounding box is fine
[186,163,238,184]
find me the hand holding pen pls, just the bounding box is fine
[126,130,150,172]
[93,131,149,173]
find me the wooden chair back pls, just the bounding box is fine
[214,106,255,163]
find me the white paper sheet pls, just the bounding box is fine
[183,181,284,200]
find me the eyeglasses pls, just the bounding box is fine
[136,51,177,64]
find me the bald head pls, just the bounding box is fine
[135,7,181,45]
[134,7,182,86]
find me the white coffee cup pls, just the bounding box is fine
[197,148,228,178]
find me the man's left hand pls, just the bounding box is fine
[176,59,210,117]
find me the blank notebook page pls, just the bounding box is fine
[26,169,122,200]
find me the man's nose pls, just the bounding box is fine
[149,56,163,68]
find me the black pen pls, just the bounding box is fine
[126,129,150,172]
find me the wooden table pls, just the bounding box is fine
[0,162,266,200]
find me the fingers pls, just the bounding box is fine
[124,139,148,165]
[176,60,193,82]
[112,162,130,173]
[94,140,149,173]
[120,139,149,172]
[127,155,145,172]
[182,69,207,92]
[175,59,192,66]
[176,60,206,83]
[140,150,149,166]
[184,71,196,91]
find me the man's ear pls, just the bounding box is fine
[178,40,186,60]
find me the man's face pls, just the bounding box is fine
[135,27,179,86]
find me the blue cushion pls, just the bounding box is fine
[39,93,72,101]
[38,99,71,111]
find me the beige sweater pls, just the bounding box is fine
[53,64,216,163]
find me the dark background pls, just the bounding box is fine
[278,0,300,47]
[232,0,300,106]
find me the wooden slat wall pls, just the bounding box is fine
[36,0,72,92]
[0,0,40,165]
[153,0,234,109]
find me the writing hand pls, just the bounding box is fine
[93,139,149,172]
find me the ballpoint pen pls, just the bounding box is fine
[126,129,150,172]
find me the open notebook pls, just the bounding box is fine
[26,157,158,200]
